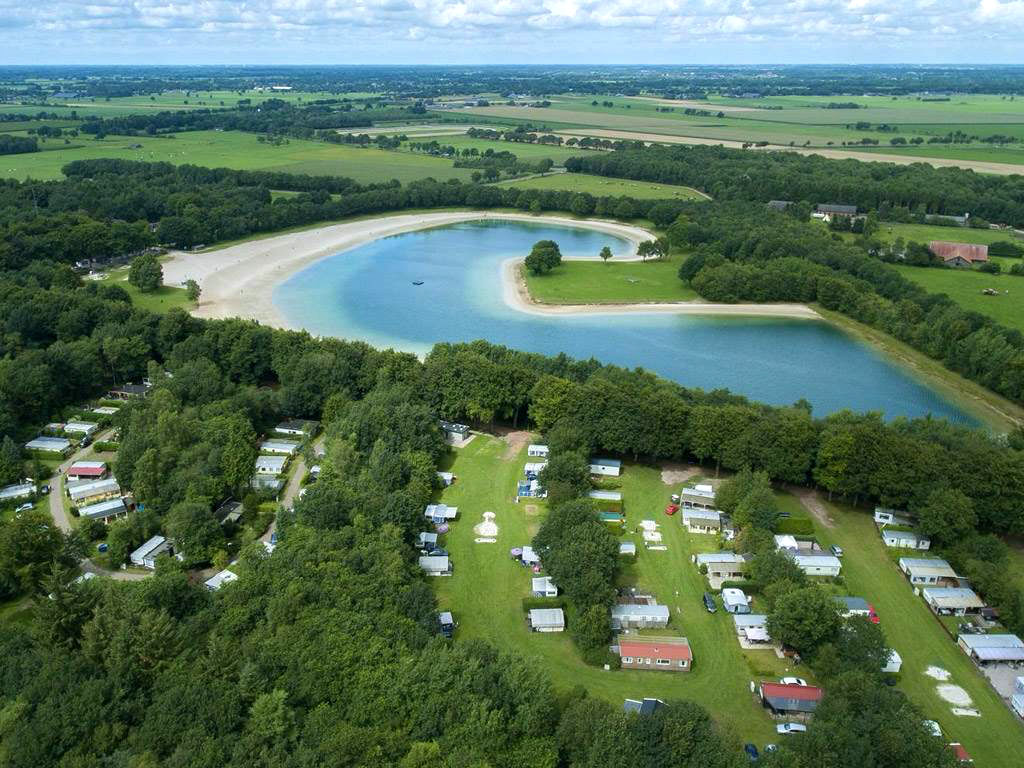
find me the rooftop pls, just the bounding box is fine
[619,636,691,661]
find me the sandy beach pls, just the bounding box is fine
[163,211,819,328]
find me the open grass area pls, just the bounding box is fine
[872,222,1024,248]
[891,264,1024,334]
[433,435,780,748]
[89,269,194,314]
[523,258,698,304]
[498,172,706,199]
[808,500,1024,768]
[0,130,475,184]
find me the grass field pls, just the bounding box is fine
[432,435,780,748]
[872,222,1024,248]
[0,130,475,184]
[892,265,1024,333]
[523,258,698,304]
[90,269,194,314]
[498,172,706,199]
[431,435,1024,767]
[453,93,1024,169]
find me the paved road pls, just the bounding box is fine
[42,429,151,581]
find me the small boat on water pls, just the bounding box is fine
[412,280,424,286]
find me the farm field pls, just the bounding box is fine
[431,435,1024,767]
[0,130,475,183]
[892,264,1024,334]
[523,258,698,304]
[431,434,780,747]
[454,94,1024,170]
[498,172,706,199]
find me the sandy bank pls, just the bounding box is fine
[502,259,820,319]
[163,211,653,327]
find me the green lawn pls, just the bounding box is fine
[873,222,1024,247]
[89,269,194,314]
[523,259,698,304]
[433,435,779,748]
[808,500,1024,768]
[498,172,706,199]
[891,265,1024,334]
[0,130,475,184]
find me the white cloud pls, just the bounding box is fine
[0,0,1022,61]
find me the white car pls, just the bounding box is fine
[14,502,33,514]
[776,723,807,735]
[779,677,808,687]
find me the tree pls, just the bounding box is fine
[767,585,842,656]
[599,246,613,264]
[538,451,590,506]
[0,435,22,485]
[524,239,562,275]
[914,488,977,546]
[164,502,224,566]
[184,279,201,302]
[128,253,163,293]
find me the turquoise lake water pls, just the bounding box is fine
[274,219,972,423]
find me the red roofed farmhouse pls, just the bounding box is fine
[928,241,989,267]
[618,636,692,672]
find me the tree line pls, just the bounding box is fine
[565,143,1024,228]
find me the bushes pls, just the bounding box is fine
[775,517,816,535]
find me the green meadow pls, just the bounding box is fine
[0,130,475,183]
[431,434,1023,767]
[523,258,698,304]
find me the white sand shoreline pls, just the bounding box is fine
[162,211,819,328]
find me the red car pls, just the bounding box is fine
[664,504,679,516]
[868,603,880,624]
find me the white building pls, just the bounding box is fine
[881,528,931,550]
[204,569,239,591]
[66,461,107,481]
[529,608,565,632]
[436,471,455,486]
[255,455,287,475]
[425,503,458,521]
[679,484,716,509]
[589,458,621,477]
[532,576,558,597]
[957,633,1024,664]
[259,440,299,455]
[527,444,549,458]
[923,587,985,616]
[64,421,99,436]
[619,541,637,557]
[682,507,722,534]
[0,482,35,503]
[734,614,770,644]
[130,535,177,569]
[419,555,452,576]
[791,553,842,577]
[883,649,902,674]
[78,498,128,523]
[722,588,751,614]
[611,603,670,629]
[25,436,71,454]
[899,557,957,585]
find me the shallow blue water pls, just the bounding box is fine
[275,219,972,423]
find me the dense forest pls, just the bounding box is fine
[565,144,1024,227]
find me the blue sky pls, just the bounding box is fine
[2,0,1024,64]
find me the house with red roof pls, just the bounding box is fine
[759,682,824,717]
[928,241,989,267]
[66,461,107,482]
[618,636,692,672]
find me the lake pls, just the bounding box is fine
[275,219,972,423]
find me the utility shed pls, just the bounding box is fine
[528,608,565,632]
[418,556,452,576]
[589,458,621,477]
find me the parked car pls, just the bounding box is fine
[703,592,717,613]
[777,723,807,735]
[744,743,759,761]
[427,548,448,557]
[779,677,808,687]
[664,504,679,516]
[40,484,50,495]
[14,503,33,514]
[831,545,844,557]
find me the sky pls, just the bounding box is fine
[3,0,1024,64]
